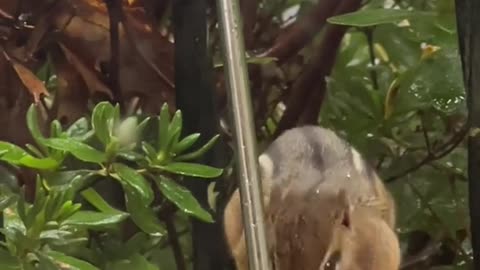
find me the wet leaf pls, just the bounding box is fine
[155,176,213,222]
[175,134,220,161]
[159,162,223,178]
[0,142,58,170]
[63,210,128,228]
[91,102,115,145]
[328,9,435,27]
[112,163,153,204]
[44,138,106,163]
[124,188,166,236]
[47,250,100,270]
[172,133,200,154]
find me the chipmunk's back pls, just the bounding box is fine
[224,126,400,270]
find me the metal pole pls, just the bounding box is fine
[215,1,272,270]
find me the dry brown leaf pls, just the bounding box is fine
[2,51,49,103]
[58,43,113,99]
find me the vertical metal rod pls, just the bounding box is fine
[216,1,272,270]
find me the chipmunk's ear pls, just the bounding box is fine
[258,154,274,180]
[336,189,353,229]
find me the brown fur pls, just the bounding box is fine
[223,126,400,270]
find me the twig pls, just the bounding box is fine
[165,214,187,270]
[386,123,468,182]
[420,111,432,154]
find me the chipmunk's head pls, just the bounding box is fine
[268,189,400,270]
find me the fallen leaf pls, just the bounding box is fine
[2,51,49,103]
[58,43,113,99]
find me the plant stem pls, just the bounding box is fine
[165,214,186,270]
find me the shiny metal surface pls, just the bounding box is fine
[215,0,272,269]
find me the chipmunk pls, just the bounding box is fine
[223,125,400,270]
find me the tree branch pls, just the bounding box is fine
[273,0,363,136]
[261,0,340,62]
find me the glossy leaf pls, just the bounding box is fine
[124,188,166,236]
[47,250,100,270]
[158,103,170,152]
[168,110,183,144]
[80,188,126,215]
[66,117,92,141]
[26,105,47,152]
[155,176,213,222]
[44,138,106,163]
[327,9,435,27]
[159,162,223,178]
[63,211,128,228]
[54,201,82,222]
[0,142,58,169]
[172,133,201,154]
[175,134,220,161]
[113,163,153,204]
[141,142,157,161]
[91,101,114,145]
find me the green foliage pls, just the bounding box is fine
[319,1,469,268]
[0,102,222,269]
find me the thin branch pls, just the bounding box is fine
[386,123,468,182]
[165,214,187,270]
[420,111,432,154]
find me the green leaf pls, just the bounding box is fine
[44,138,106,163]
[172,133,201,154]
[50,120,63,138]
[107,253,158,270]
[168,110,182,143]
[91,101,115,145]
[47,250,100,270]
[54,201,82,222]
[0,194,17,212]
[141,142,157,161]
[80,188,126,215]
[124,189,166,236]
[63,210,128,228]
[37,251,61,270]
[66,117,92,141]
[159,162,223,178]
[26,105,48,152]
[0,142,58,169]
[327,9,436,27]
[25,144,44,158]
[158,103,170,152]
[175,134,220,161]
[0,248,20,269]
[136,117,151,136]
[113,163,153,205]
[155,176,213,222]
